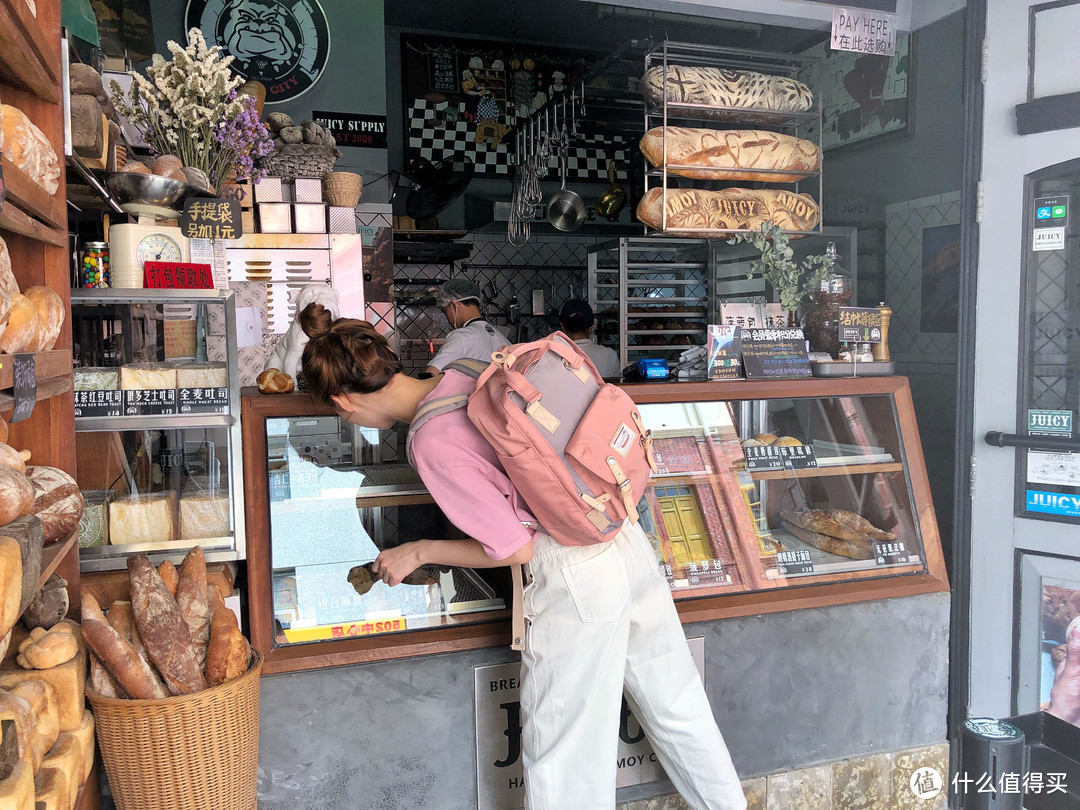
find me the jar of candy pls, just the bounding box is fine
[80,242,110,288]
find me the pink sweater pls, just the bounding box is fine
[410,370,537,559]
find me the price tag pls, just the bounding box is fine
[73,389,123,418]
[181,198,243,240]
[178,387,230,414]
[777,549,814,575]
[743,444,785,471]
[780,445,818,470]
[874,540,910,565]
[10,354,36,423]
[123,388,178,416]
[838,307,883,344]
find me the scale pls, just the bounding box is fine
[109,216,190,287]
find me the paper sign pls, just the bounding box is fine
[1027,451,1080,487]
[1026,490,1080,517]
[831,7,898,55]
[1034,228,1066,251]
[235,306,263,348]
[73,389,123,418]
[144,262,214,289]
[875,540,909,565]
[1034,195,1068,228]
[743,444,784,471]
[181,198,243,240]
[189,238,229,289]
[10,354,35,423]
[780,445,818,470]
[706,325,743,379]
[1028,409,1072,436]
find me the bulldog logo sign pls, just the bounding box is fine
[186,0,330,103]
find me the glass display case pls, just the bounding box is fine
[70,289,245,571]
[243,376,948,673]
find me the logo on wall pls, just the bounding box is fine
[185,0,330,103]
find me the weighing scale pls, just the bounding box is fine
[109,217,191,282]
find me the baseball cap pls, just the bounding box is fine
[435,278,482,308]
[559,299,594,330]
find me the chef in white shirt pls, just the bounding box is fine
[423,278,512,376]
[559,299,621,379]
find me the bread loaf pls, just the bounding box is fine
[206,585,248,685]
[0,539,20,645]
[176,547,210,670]
[25,467,83,545]
[32,766,65,810]
[41,733,80,808]
[816,509,895,541]
[781,519,874,561]
[76,491,110,548]
[158,559,179,595]
[0,760,32,810]
[120,363,177,391]
[0,237,16,296]
[173,362,227,389]
[179,493,231,540]
[106,600,164,694]
[69,710,94,781]
[9,679,58,770]
[0,442,31,474]
[636,187,819,235]
[257,368,295,394]
[128,555,207,695]
[0,690,32,779]
[0,469,34,525]
[80,593,168,700]
[0,293,38,354]
[0,288,10,335]
[88,655,120,699]
[21,287,63,352]
[2,517,42,615]
[0,621,85,733]
[0,105,60,195]
[72,367,119,391]
[108,492,177,544]
[639,127,820,181]
[21,573,68,629]
[0,415,8,444]
[15,627,76,669]
[640,65,813,122]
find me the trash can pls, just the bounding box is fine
[958,717,1026,809]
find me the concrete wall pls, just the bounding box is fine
[257,592,950,809]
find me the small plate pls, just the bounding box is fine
[811,360,895,377]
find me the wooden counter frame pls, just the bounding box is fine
[243,376,949,674]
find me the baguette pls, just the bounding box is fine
[81,593,167,700]
[175,546,210,671]
[636,187,819,236]
[639,127,820,182]
[780,510,872,543]
[88,655,121,699]
[158,559,179,596]
[817,509,895,541]
[640,65,813,122]
[781,519,874,560]
[128,555,208,695]
[206,585,248,685]
[106,600,165,695]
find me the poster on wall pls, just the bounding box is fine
[798,32,913,151]
[920,223,961,334]
[185,0,331,103]
[401,34,629,181]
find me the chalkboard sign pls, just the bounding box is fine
[743,444,784,472]
[429,46,458,93]
[144,262,214,290]
[740,328,811,379]
[178,387,229,414]
[73,389,123,418]
[838,307,883,344]
[10,354,35,423]
[181,198,243,240]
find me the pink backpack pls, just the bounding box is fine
[407,332,658,546]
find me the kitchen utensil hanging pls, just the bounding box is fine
[546,136,587,232]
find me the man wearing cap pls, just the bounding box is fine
[423,278,512,376]
[559,298,621,379]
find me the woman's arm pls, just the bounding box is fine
[372,537,534,587]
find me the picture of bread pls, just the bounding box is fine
[639,127,821,182]
[636,187,820,236]
[640,65,813,122]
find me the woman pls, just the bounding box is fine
[300,304,746,810]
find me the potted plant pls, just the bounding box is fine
[727,221,837,314]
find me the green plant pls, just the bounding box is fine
[727,221,836,311]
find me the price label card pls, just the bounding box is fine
[777,549,814,576]
[838,307,883,344]
[780,445,819,470]
[874,540,910,565]
[73,389,123,418]
[123,388,178,416]
[178,387,229,414]
[743,444,785,471]
[10,354,36,423]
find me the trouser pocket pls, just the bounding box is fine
[560,543,628,622]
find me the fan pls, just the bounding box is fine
[389,156,475,224]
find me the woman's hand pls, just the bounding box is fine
[372,541,428,587]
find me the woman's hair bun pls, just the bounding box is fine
[299,302,334,339]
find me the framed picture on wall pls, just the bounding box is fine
[798,33,915,151]
[920,223,961,333]
[1016,553,1080,728]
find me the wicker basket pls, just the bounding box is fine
[323,171,363,207]
[257,144,340,182]
[87,651,263,810]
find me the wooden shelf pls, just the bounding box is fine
[39,532,77,588]
[750,462,904,481]
[0,350,71,389]
[0,200,66,246]
[1,156,66,229]
[0,0,59,103]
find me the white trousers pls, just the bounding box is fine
[519,521,746,810]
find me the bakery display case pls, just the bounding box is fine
[69,289,245,571]
[244,375,947,673]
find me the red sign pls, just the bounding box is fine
[144,262,214,289]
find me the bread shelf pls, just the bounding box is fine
[74,413,236,432]
[0,349,72,390]
[749,462,905,481]
[0,0,60,103]
[0,201,67,246]
[2,156,66,229]
[39,532,78,588]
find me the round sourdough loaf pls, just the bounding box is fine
[0,293,39,354]
[22,287,64,351]
[25,466,84,544]
[0,467,34,524]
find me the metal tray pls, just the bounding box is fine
[811,360,895,377]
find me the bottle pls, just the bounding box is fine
[802,243,851,359]
[873,302,892,362]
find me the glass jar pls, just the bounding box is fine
[802,244,851,358]
[80,242,110,288]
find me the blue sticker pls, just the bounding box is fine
[1037,207,1052,219]
[1026,490,1080,517]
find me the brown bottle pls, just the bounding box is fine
[873,303,892,362]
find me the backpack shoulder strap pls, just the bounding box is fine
[444,358,488,378]
[405,359,488,464]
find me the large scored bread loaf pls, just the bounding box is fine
[640,65,813,122]
[21,287,63,352]
[639,127,821,181]
[0,237,17,296]
[0,105,60,195]
[0,469,34,525]
[0,294,39,354]
[636,187,819,235]
[25,467,83,545]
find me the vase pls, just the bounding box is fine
[802,274,852,358]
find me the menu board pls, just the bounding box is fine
[741,328,812,379]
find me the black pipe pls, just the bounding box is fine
[983,431,1080,452]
